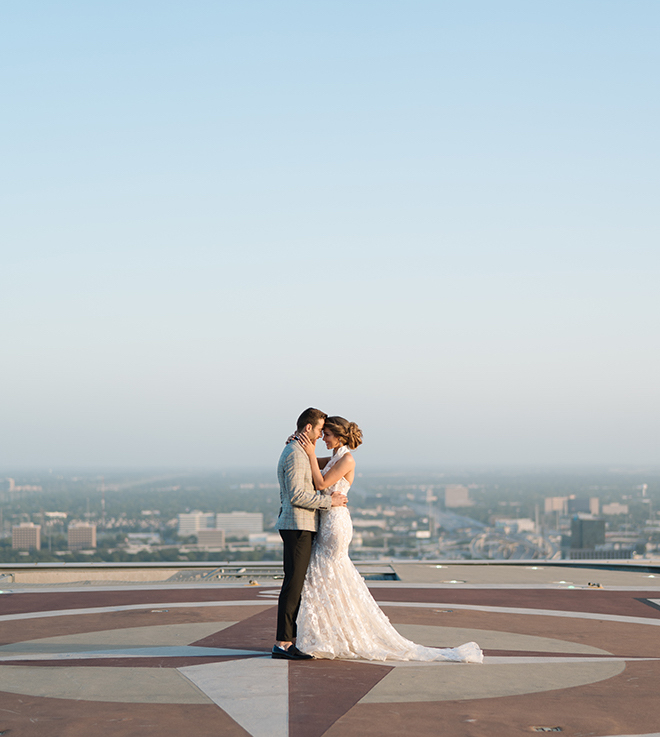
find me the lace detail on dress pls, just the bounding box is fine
[296,446,483,663]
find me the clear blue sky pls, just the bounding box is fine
[2,1,659,468]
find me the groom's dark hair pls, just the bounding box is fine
[296,407,327,431]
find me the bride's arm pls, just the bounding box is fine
[298,435,354,490]
[314,454,354,490]
[308,453,327,491]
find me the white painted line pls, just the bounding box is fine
[2,582,659,595]
[354,655,660,668]
[2,597,658,631]
[180,657,288,737]
[0,646,263,662]
[593,734,660,737]
[0,599,272,623]
[376,601,660,627]
[483,656,660,665]
[368,583,660,592]
[0,583,270,595]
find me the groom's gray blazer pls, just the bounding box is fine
[275,442,332,531]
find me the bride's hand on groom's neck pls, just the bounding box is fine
[297,432,316,458]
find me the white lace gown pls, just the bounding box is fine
[296,446,483,663]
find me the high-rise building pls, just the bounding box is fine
[444,485,472,508]
[12,523,41,550]
[68,523,97,550]
[570,517,605,549]
[215,512,263,536]
[178,512,216,537]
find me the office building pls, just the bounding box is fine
[602,503,629,515]
[494,518,536,534]
[68,523,97,550]
[178,512,216,537]
[215,512,263,536]
[196,529,226,548]
[444,485,472,508]
[570,517,605,549]
[545,496,569,515]
[12,523,41,550]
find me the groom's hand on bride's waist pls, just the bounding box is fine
[330,492,348,507]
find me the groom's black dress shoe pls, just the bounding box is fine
[272,645,314,660]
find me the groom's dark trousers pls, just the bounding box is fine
[276,530,314,642]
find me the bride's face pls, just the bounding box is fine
[323,429,341,450]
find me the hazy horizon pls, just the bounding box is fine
[2,1,659,468]
[3,463,660,477]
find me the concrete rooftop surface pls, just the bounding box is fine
[0,561,659,737]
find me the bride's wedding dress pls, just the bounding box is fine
[296,446,483,663]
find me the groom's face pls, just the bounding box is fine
[306,420,325,444]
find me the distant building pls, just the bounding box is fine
[68,523,97,550]
[215,512,263,537]
[248,533,282,549]
[546,496,599,516]
[352,519,388,530]
[196,529,226,548]
[444,485,472,508]
[570,517,605,549]
[566,547,633,560]
[178,512,216,537]
[7,478,42,492]
[567,498,599,516]
[126,533,161,546]
[12,523,41,550]
[602,503,629,516]
[494,518,536,534]
[44,512,68,521]
[545,496,569,515]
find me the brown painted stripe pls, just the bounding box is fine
[385,605,660,658]
[289,659,393,737]
[0,587,265,615]
[482,650,650,658]
[191,605,278,651]
[376,588,660,618]
[324,659,660,737]
[0,604,271,646]
[3,588,659,619]
[0,690,250,737]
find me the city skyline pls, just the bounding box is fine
[2,1,659,468]
[1,466,657,565]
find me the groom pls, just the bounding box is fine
[272,407,348,660]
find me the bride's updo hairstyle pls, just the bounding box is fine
[324,416,363,450]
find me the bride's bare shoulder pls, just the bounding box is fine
[337,451,355,467]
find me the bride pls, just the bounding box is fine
[294,416,483,664]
